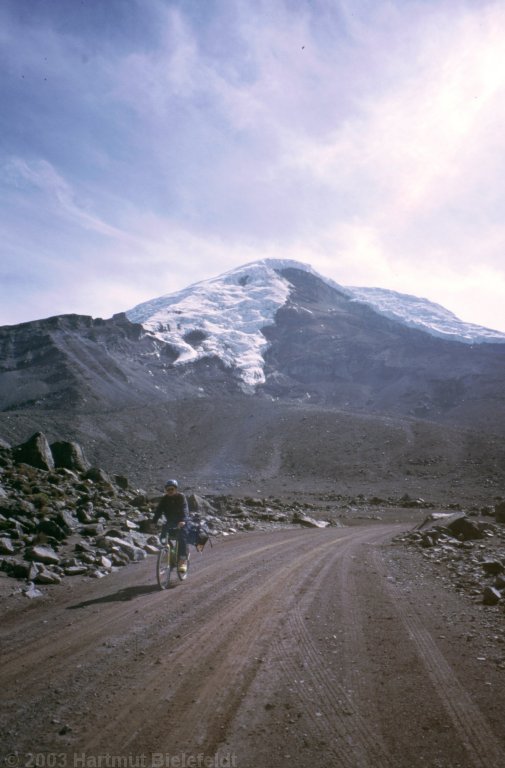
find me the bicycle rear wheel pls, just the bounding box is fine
[156,546,171,590]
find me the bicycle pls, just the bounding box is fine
[156,530,190,589]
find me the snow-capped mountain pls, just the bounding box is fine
[2,258,505,452]
[2,259,504,495]
[126,259,505,389]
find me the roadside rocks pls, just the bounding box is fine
[0,430,333,593]
[0,432,165,590]
[395,508,505,609]
[292,510,330,528]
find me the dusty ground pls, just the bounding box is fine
[2,516,505,768]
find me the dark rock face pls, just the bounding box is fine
[0,312,240,412]
[14,432,55,471]
[261,269,505,430]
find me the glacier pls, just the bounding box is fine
[126,259,505,390]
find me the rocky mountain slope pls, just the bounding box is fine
[0,261,504,499]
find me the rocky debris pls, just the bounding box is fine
[0,430,335,591]
[395,508,505,608]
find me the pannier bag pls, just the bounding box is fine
[187,521,210,551]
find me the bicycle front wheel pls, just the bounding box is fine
[156,546,171,590]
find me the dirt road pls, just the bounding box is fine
[2,525,505,768]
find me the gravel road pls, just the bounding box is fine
[2,524,505,768]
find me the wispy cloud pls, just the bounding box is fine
[1,0,505,331]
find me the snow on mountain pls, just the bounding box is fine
[126,261,302,390]
[348,287,505,344]
[126,259,505,390]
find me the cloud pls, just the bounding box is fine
[7,158,125,238]
[1,0,505,332]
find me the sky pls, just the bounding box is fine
[1,0,505,332]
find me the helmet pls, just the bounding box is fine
[164,479,178,489]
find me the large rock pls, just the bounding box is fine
[445,514,489,541]
[0,537,15,555]
[495,501,505,524]
[36,518,68,540]
[23,582,44,599]
[293,511,330,528]
[14,432,55,471]
[96,535,146,561]
[34,567,62,585]
[114,475,129,490]
[482,586,501,605]
[26,544,60,565]
[188,493,216,514]
[50,440,90,472]
[84,467,113,486]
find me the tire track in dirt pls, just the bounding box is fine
[214,525,402,768]
[270,527,393,768]
[80,532,349,756]
[0,531,310,693]
[374,548,504,768]
[2,530,322,751]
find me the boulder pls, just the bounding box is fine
[1,558,29,578]
[50,440,90,472]
[23,582,43,599]
[76,502,95,524]
[445,514,488,541]
[84,467,113,485]
[482,586,501,605]
[481,559,504,575]
[0,537,15,555]
[26,544,60,565]
[64,565,89,576]
[114,475,129,490]
[495,501,505,524]
[131,493,149,508]
[56,510,79,532]
[36,518,68,541]
[34,568,62,585]
[138,519,158,534]
[188,493,216,514]
[293,511,330,528]
[96,535,146,561]
[14,432,55,471]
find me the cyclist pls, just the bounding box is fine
[153,479,189,572]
